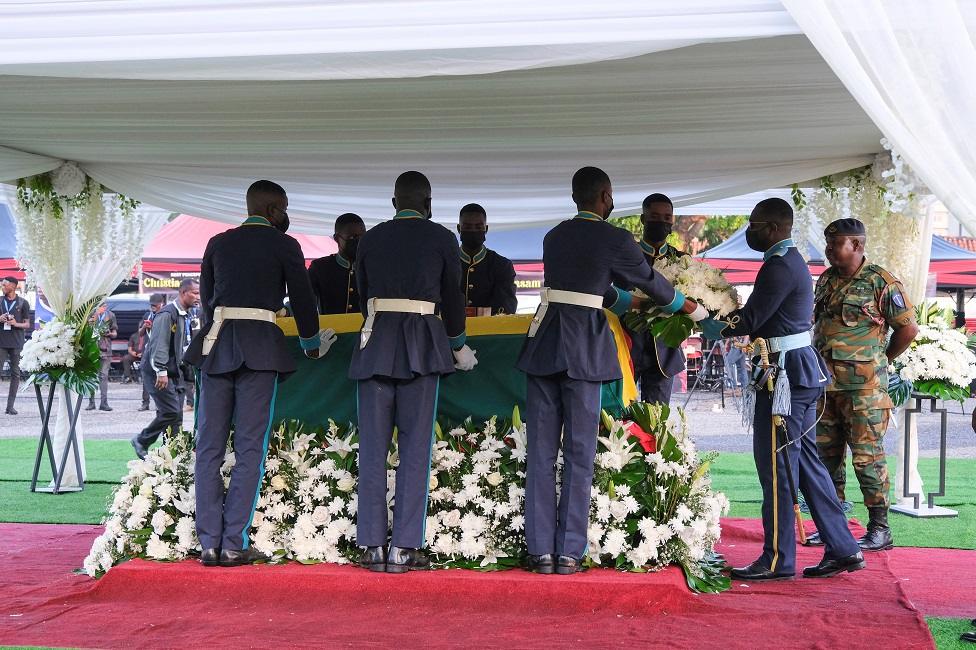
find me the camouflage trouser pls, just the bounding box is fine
[816,390,891,508]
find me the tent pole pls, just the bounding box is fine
[956,288,966,329]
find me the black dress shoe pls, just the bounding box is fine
[200,548,220,567]
[961,631,976,643]
[99,404,113,412]
[130,435,148,460]
[5,407,16,415]
[138,404,150,411]
[358,546,387,572]
[554,555,586,575]
[525,554,555,574]
[386,546,430,574]
[802,531,824,547]
[802,552,865,578]
[730,560,794,581]
[219,547,269,567]
[85,402,96,411]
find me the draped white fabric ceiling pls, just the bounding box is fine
[0,1,882,233]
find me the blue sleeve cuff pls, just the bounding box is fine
[608,286,633,317]
[662,289,686,314]
[299,333,321,351]
[449,332,467,350]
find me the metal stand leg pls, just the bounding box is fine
[30,383,58,492]
[30,382,85,494]
[890,395,956,518]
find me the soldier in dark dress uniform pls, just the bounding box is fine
[456,203,518,315]
[700,198,864,580]
[184,180,335,568]
[350,171,478,574]
[624,193,688,404]
[308,213,366,314]
[517,167,707,575]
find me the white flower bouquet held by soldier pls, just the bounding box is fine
[85,404,730,593]
[624,256,739,347]
[890,302,976,405]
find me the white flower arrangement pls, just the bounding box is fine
[893,304,976,403]
[50,161,88,198]
[20,319,78,373]
[85,405,730,592]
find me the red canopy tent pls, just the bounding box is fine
[139,215,338,292]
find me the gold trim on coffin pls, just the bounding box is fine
[276,311,637,406]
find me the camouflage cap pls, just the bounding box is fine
[825,218,866,237]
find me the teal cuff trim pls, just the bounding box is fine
[663,290,685,314]
[299,333,321,351]
[609,286,633,316]
[449,332,467,350]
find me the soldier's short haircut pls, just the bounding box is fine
[246,179,286,204]
[2,276,18,285]
[394,171,432,206]
[179,278,199,292]
[572,166,611,204]
[334,213,364,230]
[753,197,793,225]
[459,203,487,217]
[643,193,673,209]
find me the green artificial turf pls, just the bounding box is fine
[927,618,976,649]
[1,437,974,550]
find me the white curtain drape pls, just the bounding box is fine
[6,190,169,486]
[782,0,976,234]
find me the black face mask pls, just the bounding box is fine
[274,210,290,233]
[644,221,672,243]
[745,228,764,252]
[343,237,360,261]
[460,231,486,251]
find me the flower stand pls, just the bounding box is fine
[30,382,86,494]
[889,394,957,518]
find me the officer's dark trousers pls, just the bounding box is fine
[356,374,439,549]
[195,367,278,551]
[639,372,673,405]
[136,365,182,447]
[753,386,860,574]
[525,372,601,559]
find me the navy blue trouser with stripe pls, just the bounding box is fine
[195,367,278,551]
[753,386,860,574]
[356,374,439,549]
[524,372,602,559]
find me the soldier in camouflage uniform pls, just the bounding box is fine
[809,218,919,551]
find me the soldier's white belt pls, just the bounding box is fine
[527,288,605,338]
[201,306,277,356]
[767,331,812,354]
[360,297,437,349]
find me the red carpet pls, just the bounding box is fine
[0,519,970,649]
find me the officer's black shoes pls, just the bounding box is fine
[858,507,894,551]
[554,555,587,575]
[961,631,976,643]
[130,435,148,460]
[5,407,16,415]
[138,404,150,411]
[358,546,387,572]
[200,548,220,567]
[802,531,824,547]
[385,546,430,574]
[730,560,794,581]
[85,401,96,411]
[802,551,865,578]
[219,547,269,567]
[99,404,113,412]
[525,554,555,574]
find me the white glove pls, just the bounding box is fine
[306,328,337,359]
[687,303,708,322]
[453,344,478,371]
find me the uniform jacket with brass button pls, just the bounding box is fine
[459,246,517,315]
[308,253,361,315]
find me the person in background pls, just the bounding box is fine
[308,213,366,314]
[180,301,201,411]
[145,293,165,322]
[0,277,31,415]
[723,336,749,393]
[624,193,688,405]
[131,279,199,459]
[122,319,153,411]
[456,203,517,315]
[87,302,117,411]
